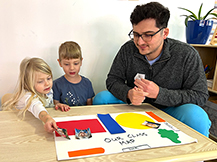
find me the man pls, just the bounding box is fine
[93,2,211,137]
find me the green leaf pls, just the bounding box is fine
[178,7,198,19]
[184,15,196,27]
[210,12,217,18]
[189,15,196,21]
[198,3,203,20]
[184,16,189,27]
[179,3,216,26]
[202,7,215,20]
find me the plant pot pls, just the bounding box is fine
[186,20,213,44]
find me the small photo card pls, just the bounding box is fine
[75,128,92,139]
[134,73,145,80]
[55,127,71,140]
[142,120,161,129]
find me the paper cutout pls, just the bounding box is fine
[158,129,181,143]
[115,112,155,129]
[75,128,92,139]
[142,121,161,129]
[55,119,106,137]
[146,111,165,122]
[68,147,105,157]
[97,114,126,134]
[55,127,70,140]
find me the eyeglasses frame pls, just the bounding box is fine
[128,27,165,42]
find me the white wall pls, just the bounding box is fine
[0,0,215,105]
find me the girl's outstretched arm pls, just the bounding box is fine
[39,111,58,133]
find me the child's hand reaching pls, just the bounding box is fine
[44,117,58,133]
[55,103,70,112]
[39,111,58,133]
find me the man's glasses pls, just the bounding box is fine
[128,27,165,42]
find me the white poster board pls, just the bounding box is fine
[53,111,197,161]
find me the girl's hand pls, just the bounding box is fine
[55,103,70,112]
[44,117,58,133]
[39,111,58,133]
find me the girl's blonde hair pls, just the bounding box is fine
[2,57,52,118]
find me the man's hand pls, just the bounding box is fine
[134,79,159,99]
[127,87,149,105]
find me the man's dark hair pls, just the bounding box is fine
[130,2,170,28]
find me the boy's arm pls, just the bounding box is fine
[86,98,93,105]
[39,111,58,133]
[54,99,70,112]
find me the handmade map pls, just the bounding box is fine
[53,111,197,161]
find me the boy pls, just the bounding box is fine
[53,41,95,111]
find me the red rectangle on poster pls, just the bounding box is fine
[55,119,106,136]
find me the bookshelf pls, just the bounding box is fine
[191,44,217,94]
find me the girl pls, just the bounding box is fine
[2,57,57,133]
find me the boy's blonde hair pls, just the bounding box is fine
[2,57,52,118]
[59,41,82,61]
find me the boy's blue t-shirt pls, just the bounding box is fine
[53,75,95,106]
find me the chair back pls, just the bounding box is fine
[1,93,13,105]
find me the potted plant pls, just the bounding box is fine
[179,3,217,44]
